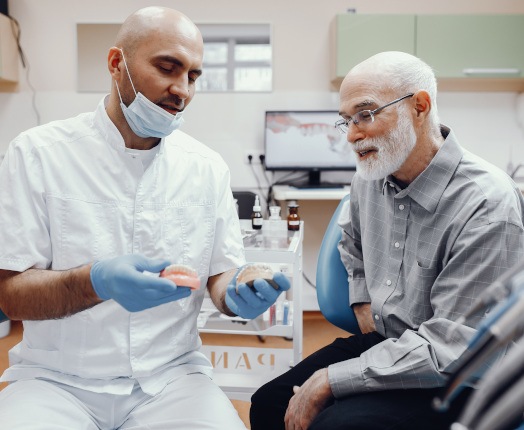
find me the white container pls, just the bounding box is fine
[0,320,10,338]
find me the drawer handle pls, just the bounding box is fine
[462,68,521,76]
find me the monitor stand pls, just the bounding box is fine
[292,171,347,189]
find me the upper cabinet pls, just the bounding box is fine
[416,15,524,91]
[331,14,415,89]
[0,13,18,83]
[332,14,524,92]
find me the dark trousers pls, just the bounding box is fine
[250,332,472,430]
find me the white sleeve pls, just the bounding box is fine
[0,136,52,271]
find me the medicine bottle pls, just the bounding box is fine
[287,201,300,231]
[251,195,263,230]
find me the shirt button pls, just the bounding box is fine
[394,242,400,248]
[386,279,392,286]
[374,314,379,320]
[399,204,405,210]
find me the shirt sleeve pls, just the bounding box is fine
[328,218,524,397]
[208,167,246,276]
[338,180,371,304]
[0,136,52,271]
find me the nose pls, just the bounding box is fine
[346,122,365,144]
[169,78,190,101]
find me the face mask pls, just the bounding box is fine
[115,50,184,138]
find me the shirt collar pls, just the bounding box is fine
[383,125,464,213]
[93,95,165,156]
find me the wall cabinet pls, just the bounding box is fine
[416,15,524,91]
[332,14,524,91]
[0,13,18,83]
[331,14,415,88]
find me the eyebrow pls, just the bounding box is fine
[339,99,376,117]
[156,55,203,77]
[355,99,376,109]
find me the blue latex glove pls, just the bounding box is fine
[90,254,191,312]
[226,267,291,319]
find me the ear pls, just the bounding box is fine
[413,90,431,119]
[107,47,123,79]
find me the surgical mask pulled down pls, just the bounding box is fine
[115,49,184,138]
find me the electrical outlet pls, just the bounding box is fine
[245,150,265,165]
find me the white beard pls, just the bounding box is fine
[353,113,417,181]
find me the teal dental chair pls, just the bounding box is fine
[316,194,361,335]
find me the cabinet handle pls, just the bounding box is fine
[462,68,521,76]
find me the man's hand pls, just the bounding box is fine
[90,254,191,312]
[225,269,290,319]
[353,302,377,333]
[284,368,333,430]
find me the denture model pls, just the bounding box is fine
[160,264,201,290]
[236,263,279,293]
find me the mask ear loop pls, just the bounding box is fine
[115,48,138,101]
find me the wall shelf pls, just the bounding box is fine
[0,13,18,84]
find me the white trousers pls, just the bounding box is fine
[0,373,247,430]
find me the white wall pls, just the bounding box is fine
[2,0,524,308]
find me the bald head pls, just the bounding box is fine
[342,51,439,126]
[344,51,437,102]
[115,7,202,58]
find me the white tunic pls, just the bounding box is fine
[0,97,245,395]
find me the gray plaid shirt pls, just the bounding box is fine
[329,126,524,397]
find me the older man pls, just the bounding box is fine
[0,6,289,429]
[250,51,524,430]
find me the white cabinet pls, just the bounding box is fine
[199,220,303,400]
[0,13,18,83]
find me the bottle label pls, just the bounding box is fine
[253,218,263,226]
[288,221,300,226]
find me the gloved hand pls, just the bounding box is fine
[225,267,291,319]
[90,254,192,312]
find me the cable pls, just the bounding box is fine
[456,336,524,429]
[434,291,524,411]
[302,272,316,289]
[8,15,41,126]
[475,373,524,430]
[266,171,309,212]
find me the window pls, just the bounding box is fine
[76,23,272,93]
[196,24,272,92]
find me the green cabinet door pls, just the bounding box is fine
[416,15,524,78]
[333,14,416,81]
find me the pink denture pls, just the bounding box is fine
[160,264,200,290]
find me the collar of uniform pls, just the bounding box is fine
[93,95,165,156]
[385,125,463,213]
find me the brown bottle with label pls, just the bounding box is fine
[287,201,300,231]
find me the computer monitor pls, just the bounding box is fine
[264,110,356,187]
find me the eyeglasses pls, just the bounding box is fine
[334,93,414,134]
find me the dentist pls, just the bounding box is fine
[0,6,288,429]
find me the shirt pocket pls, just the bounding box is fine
[49,196,133,270]
[160,201,215,276]
[404,261,437,326]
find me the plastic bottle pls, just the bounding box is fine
[251,195,263,230]
[282,300,290,325]
[267,206,281,236]
[287,201,300,231]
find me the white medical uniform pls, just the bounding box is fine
[0,97,247,429]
